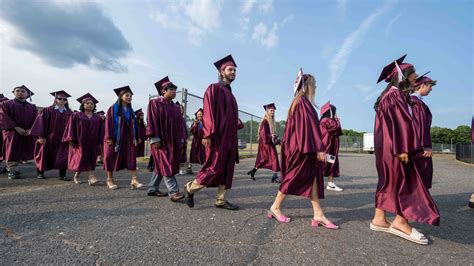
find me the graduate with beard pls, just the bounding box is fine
[184,55,244,210]
[0,85,37,179]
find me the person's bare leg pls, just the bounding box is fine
[391,215,412,234]
[371,208,391,228]
[328,175,334,183]
[310,179,331,223]
[270,191,287,216]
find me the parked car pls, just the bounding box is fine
[238,139,247,150]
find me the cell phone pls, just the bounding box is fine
[326,154,336,164]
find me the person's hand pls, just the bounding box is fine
[202,138,211,147]
[422,149,432,158]
[37,138,46,144]
[138,138,142,144]
[397,153,409,164]
[317,152,326,162]
[14,127,26,135]
[69,141,75,147]
[106,139,114,146]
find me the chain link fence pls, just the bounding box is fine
[456,143,473,164]
[180,88,262,159]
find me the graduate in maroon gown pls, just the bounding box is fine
[146,76,185,201]
[410,73,436,189]
[103,86,143,190]
[267,70,338,229]
[0,85,37,179]
[247,103,282,183]
[134,109,146,158]
[184,55,243,210]
[370,55,439,245]
[470,117,474,208]
[176,101,191,175]
[189,108,205,166]
[62,93,103,185]
[96,111,106,165]
[0,94,9,173]
[319,101,344,192]
[30,90,72,180]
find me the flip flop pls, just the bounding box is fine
[369,222,391,233]
[388,226,429,245]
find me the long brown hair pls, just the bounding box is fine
[259,110,276,135]
[373,66,415,111]
[288,74,316,116]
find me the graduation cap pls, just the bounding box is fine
[154,76,177,96]
[13,85,34,99]
[214,54,237,71]
[96,110,105,115]
[293,68,306,95]
[0,93,5,98]
[194,108,203,117]
[263,103,276,111]
[50,90,71,98]
[377,54,415,83]
[76,93,99,104]
[175,101,181,105]
[134,108,143,115]
[414,71,436,87]
[320,101,331,116]
[114,86,133,97]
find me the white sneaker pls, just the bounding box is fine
[179,170,185,175]
[327,182,343,192]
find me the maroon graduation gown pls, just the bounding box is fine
[320,117,342,177]
[30,106,72,171]
[62,112,103,172]
[279,96,325,199]
[136,120,146,157]
[103,105,138,172]
[410,95,433,189]
[374,87,439,225]
[0,96,9,161]
[0,99,37,162]
[146,97,185,177]
[180,121,188,164]
[196,81,242,189]
[254,119,281,172]
[189,120,205,164]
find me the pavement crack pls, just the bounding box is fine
[0,224,22,241]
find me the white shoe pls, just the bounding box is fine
[327,183,343,192]
[179,170,185,175]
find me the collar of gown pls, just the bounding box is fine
[410,92,423,101]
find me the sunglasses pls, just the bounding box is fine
[57,98,68,101]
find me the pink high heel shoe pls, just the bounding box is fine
[311,219,339,229]
[266,210,291,223]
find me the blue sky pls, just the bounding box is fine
[0,0,472,132]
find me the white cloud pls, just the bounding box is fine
[385,13,401,36]
[326,0,397,92]
[241,0,273,14]
[252,22,267,40]
[149,0,222,46]
[251,15,293,49]
[337,0,347,18]
[242,0,256,14]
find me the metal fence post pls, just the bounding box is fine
[182,88,188,120]
[250,115,253,156]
